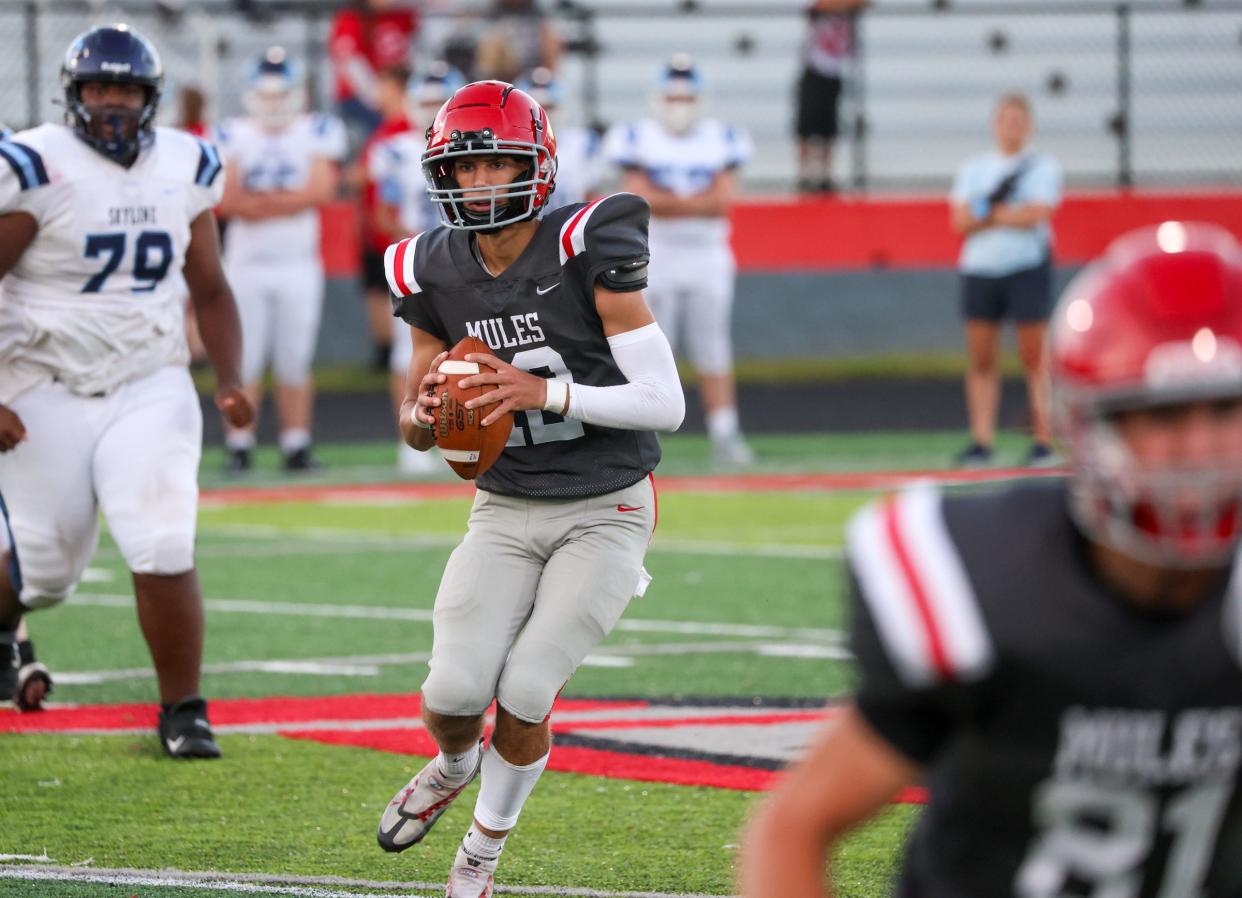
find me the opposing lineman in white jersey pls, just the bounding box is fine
[604,55,754,467]
[215,47,346,473]
[0,25,252,751]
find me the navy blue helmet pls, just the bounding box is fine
[61,25,164,164]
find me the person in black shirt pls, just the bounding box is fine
[741,220,1242,898]
[374,80,684,898]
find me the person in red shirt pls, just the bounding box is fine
[330,0,418,140]
[348,64,413,371]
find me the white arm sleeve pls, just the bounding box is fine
[565,322,685,432]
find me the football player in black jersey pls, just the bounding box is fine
[374,81,684,898]
[742,221,1242,898]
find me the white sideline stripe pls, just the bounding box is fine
[0,865,732,898]
[69,592,846,642]
[47,638,849,689]
[185,523,843,561]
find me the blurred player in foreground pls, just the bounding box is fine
[741,220,1242,897]
[215,47,345,472]
[374,80,684,897]
[0,25,252,751]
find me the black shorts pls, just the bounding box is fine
[362,247,389,292]
[961,258,1053,323]
[796,68,843,140]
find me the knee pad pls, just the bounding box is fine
[123,528,195,576]
[496,651,573,724]
[20,574,75,610]
[420,644,500,717]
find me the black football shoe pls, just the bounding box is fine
[15,638,53,711]
[282,447,322,473]
[225,447,252,474]
[158,696,222,759]
[0,627,18,704]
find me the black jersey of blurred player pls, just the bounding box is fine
[389,192,661,499]
[846,479,1242,898]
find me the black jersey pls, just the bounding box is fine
[385,193,662,499]
[845,480,1242,898]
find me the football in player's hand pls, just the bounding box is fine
[431,336,514,480]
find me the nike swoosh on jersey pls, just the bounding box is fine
[617,504,645,512]
[536,282,561,295]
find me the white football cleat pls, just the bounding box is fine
[377,752,482,852]
[446,863,494,898]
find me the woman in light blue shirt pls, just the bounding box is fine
[949,93,1062,469]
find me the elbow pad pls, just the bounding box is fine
[597,259,649,293]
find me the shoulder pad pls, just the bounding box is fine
[384,233,425,298]
[846,485,994,688]
[558,192,650,268]
[0,139,50,193]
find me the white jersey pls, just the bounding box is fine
[544,125,603,212]
[215,113,347,264]
[0,123,224,403]
[368,130,434,235]
[603,117,751,248]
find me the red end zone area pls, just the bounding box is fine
[0,694,926,804]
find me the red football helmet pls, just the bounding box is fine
[1050,221,1242,567]
[421,80,557,231]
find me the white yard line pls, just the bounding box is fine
[69,593,845,643]
[0,864,734,898]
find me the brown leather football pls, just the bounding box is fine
[431,336,514,480]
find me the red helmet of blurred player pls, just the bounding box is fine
[1049,220,1242,567]
[421,80,557,232]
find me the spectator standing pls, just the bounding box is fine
[214,49,347,472]
[605,56,755,467]
[354,64,414,374]
[329,0,419,144]
[475,0,562,84]
[950,93,1061,468]
[795,0,867,193]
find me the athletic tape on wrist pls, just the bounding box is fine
[543,380,568,415]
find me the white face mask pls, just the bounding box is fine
[244,77,304,131]
[658,99,699,134]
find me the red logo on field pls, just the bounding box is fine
[0,694,925,802]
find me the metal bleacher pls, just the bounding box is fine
[2,0,1241,191]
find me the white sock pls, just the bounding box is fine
[437,741,481,783]
[707,407,740,443]
[455,825,507,873]
[472,745,549,831]
[279,428,311,454]
[225,432,256,452]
